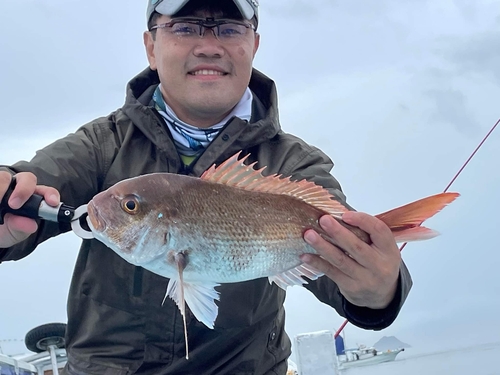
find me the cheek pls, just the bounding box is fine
[155,43,182,69]
[233,47,254,76]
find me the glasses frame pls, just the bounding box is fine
[149,17,256,41]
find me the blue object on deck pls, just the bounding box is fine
[335,335,345,355]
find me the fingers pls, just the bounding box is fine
[4,214,38,236]
[301,252,354,287]
[303,226,359,279]
[312,214,375,268]
[0,171,13,204]
[0,214,38,248]
[301,211,402,310]
[0,171,59,248]
[0,172,60,209]
[342,211,398,254]
[3,172,37,209]
[35,185,61,207]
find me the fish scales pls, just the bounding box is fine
[106,173,327,282]
[86,151,459,358]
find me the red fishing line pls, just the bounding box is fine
[334,117,500,338]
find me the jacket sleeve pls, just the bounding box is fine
[286,146,413,330]
[0,119,114,262]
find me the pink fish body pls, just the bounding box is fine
[86,152,459,358]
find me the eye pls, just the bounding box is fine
[121,196,140,215]
[172,23,198,35]
[219,24,245,37]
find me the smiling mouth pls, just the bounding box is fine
[189,69,227,76]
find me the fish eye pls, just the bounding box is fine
[121,196,140,215]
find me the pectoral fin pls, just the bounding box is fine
[163,252,221,339]
[166,279,221,327]
[268,263,324,290]
[163,252,191,359]
[161,253,220,359]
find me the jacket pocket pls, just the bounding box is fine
[214,279,285,329]
[79,240,144,314]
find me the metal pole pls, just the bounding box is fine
[47,345,60,375]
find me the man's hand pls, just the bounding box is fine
[301,211,401,309]
[0,171,60,248]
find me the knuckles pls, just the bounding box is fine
[16,172,37,187]
[0,171,13,192]
[350,239,365,255]
[372,218,392,236]
[0,172,16,206]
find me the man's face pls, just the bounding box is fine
[144,11,260,127]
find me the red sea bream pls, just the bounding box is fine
[86,152,459,358]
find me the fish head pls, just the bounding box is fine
[86,174,182,267]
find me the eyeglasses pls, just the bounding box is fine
[149,17,256,43]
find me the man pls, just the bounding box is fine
[0,0,411,373]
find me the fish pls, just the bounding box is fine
[86,152,459,359]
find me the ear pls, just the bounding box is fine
[253,32,260,57]
[143,31,157,70]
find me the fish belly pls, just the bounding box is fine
[168,184,324,283]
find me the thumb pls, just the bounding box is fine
[0,214,38,248]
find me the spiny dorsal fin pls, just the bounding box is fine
[201,152,347,216]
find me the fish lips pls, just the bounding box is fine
[86,201,106,233]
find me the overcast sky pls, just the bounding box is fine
[1,0,499,362]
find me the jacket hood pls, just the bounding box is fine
[120,67,282,154]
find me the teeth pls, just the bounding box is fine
[192,70,225,76]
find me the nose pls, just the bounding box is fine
[201,26,218,39]
[192,28,226,58]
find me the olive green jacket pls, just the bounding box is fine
[0,68,412,375]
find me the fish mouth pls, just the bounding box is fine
[86,202,106,232]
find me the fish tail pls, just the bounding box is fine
[375,192,460,242]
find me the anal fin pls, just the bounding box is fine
[392,226,439,243]
[268,263,324,290]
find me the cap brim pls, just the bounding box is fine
[155,0,256,20]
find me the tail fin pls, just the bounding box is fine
[375,192,460,243]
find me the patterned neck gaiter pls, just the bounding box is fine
[153,85,253,157]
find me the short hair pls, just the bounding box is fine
[148,11,162,34]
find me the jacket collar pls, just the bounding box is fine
[120,67,282,174]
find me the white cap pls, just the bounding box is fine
[147,0,259,23]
